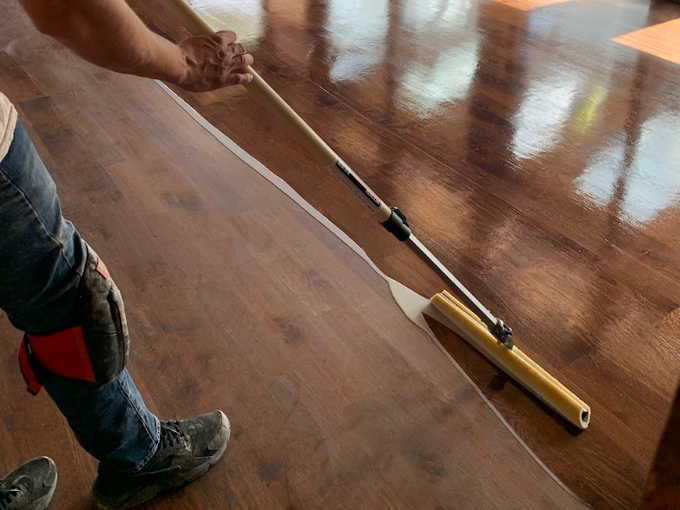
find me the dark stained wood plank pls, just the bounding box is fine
[0,3,588,510]
[126,1,680,509]
[643,381,680,509]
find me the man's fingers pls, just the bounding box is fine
[232,53,254,68]
[178,31,254,90]
[231,43,247,56]
[215,30,237,45]
[230,71,253,85]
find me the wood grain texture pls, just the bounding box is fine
[126,0,680,509]
[643,383,680,509]
[0,2,588,509]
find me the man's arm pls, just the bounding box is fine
[18,0,254,91]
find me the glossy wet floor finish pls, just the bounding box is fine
[131,0,680,508]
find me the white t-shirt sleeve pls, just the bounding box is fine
[0,91,18,162]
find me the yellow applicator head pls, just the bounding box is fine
[430,291,591,430]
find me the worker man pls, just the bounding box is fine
[0,0,253,509]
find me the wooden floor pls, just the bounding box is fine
[0,2,593,509]
[644,384,680,508]
[123,1,680,509]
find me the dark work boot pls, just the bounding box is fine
[0,457,57,510]
[92,410,230,510]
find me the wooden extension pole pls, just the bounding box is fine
[155,0,518,347]
[155,0,396,225]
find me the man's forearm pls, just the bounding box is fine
[19,0,185,83]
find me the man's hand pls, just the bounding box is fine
[176,31,254,91]
[18,0,253,92]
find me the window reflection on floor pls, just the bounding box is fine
[187,0,263,41]
[395,0,480,118]
[396,38,480,119]
[512,68,584,161]
[575,111,680,225]
[326,0,389,82]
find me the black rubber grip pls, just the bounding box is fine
[381,207,411,241]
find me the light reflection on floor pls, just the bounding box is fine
[326,0,389,82]
[395,0,480,117]
[574,111,680,225]
[512,67,584,161]
[187,0,264,42]
[396,39,480,119]
[612,18,680,66]
[490,0,571,11]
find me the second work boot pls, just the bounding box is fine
[0,457,57,510]
[92,410,230,510]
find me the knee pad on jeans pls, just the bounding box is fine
[19,244,130,395]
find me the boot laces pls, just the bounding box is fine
[0,482,22,507]
[160,420,189,449]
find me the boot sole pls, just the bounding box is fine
[92,412,230,510]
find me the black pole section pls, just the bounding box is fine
[381,207,411,241]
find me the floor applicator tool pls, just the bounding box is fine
[156,0,591,430]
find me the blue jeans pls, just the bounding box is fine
[0,121,159,472]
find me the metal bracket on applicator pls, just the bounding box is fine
[491,319,514,349]
[381,208,515,349]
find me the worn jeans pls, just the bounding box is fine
[0,121,159,472]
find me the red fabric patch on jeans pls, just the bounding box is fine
[27,326,97,383]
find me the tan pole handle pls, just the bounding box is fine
[156,0,523,354]
[155,0,397,225]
